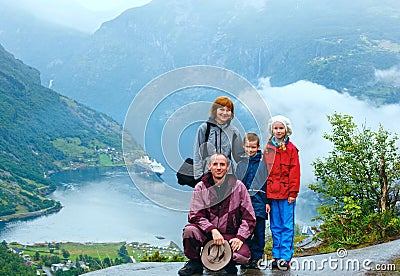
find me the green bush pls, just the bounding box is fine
[315,198,400,248]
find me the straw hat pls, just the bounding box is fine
[201,240,232,271]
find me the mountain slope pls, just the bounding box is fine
[0,44,123,221]
[45,0,400,121]
[1,0,399,122]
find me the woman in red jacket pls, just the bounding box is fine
[263,115,300,271]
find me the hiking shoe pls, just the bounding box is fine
[240,259,259,269]
[277,259,290,271]
[271,258,278,269]
[224,261,238,274]
[178,259,203,276]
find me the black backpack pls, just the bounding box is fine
[176,122,211,187]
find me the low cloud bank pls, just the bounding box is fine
[257,78,400,183]
[375,66,400,87]
[256,79,400,224]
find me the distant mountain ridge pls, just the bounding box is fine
[0,0,399,122]
[0,44,123,221]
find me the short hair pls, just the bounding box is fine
[243,132,260,146]
[208,153,230,166]
[210,96,234,119]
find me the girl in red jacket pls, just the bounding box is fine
[263,115,300,270]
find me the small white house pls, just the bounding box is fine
[11,248,23,255]
[51,263,67,272]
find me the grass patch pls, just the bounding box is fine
[52,137,93,157]
[98,154,113,166]
[61,242,125,260]
[9,242,125,261]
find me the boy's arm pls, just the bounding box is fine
[260,160,270,205]
[234,161,245,181]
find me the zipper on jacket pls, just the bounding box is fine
[219,128,222,153]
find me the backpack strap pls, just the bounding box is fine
[198,122,212,173]
[205,122,211,142]
[200,122,212,159]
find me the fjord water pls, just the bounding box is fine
[0,166,318,246]
[0,167,187,246]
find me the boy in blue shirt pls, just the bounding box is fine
[235,132,270,269]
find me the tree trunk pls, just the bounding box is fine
[380,157,388,212]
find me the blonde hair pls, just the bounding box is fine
[210,96,234,119]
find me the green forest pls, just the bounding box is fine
[0,241,36,276]
[0,45,126,221]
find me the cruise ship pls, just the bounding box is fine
[133,155,165,176]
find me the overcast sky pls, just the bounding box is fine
[6,0,152,33]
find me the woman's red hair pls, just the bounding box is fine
[210,96,234,119]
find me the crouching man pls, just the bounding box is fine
[178,153,256,275]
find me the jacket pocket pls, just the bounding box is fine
[267,180,281,194]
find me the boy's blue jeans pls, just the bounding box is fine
[270,199,296,261]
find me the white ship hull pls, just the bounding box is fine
[133,156,165,176]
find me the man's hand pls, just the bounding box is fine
[211,229,224,245]
[266,204,271,213]
[229,237,243,252]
